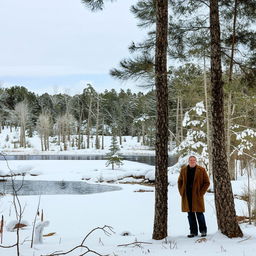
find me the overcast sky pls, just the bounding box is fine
[0,0,147,95]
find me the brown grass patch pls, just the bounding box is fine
[134,189,154,193]
[43,232,56,237]
[236,215,256,223]
[195,238,207,243]
[14,223,28,229]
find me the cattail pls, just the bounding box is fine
[0,215,4,244]
[41,209,44,222]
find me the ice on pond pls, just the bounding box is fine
[0,180,121,196]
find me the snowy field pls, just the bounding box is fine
[0,127,155,156]
[0,159,256,256]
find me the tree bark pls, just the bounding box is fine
[40,135,44,151]
[142,121,145,145]
[101,117,104,150]
[228,0,238,83]
[226,0,238,179]
[180,98,183,142]
[86,96,92,149]
[96,96,100,149]
[152,0,168,240]
[203,54,213,177]
[226,92,235,179]
[119,132,122,145]
[209,0,243,238]
[77,125,81,150]
[175,96,180,144]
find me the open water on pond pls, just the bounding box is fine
[0,154,177,166]
[0,180,121,196]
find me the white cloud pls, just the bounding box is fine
[0,0,150,95]
[0,0,145,77]
[0,65,96,77]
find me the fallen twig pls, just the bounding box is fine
[237,236,251,243]
[117,241,153,247]
[81,225,114,244]
[0,243,17,248]
[41,225,114,256]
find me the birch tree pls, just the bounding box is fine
[14,101,29,148]
[95,94,101,149]
[37,112,52,151]
[55,113,76,150]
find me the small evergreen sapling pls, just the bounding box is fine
[105,135,123,170]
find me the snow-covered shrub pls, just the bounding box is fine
[171,101,208,166]
[34,221,50,244]
[231,126,256,158]
[6,220,29,232]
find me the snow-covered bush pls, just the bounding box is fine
[34,221,50,244]
[6,220,29,232]
[231,126,256,157]
[171,101,208,167]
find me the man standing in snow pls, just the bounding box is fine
[178,155,210,238]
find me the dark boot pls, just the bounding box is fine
[187,233,198,238]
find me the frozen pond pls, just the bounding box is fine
[0,180,121,196]
[0,154,177,196]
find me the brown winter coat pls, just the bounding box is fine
[178,165,210,212]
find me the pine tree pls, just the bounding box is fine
[152,0,169,240]
[105,135,123,170]
[82,0,169,240]
[209,0,243,238]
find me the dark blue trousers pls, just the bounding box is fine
[187,212,207,235]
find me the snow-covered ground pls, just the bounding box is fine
[0,159,256,256]
[0,127,155,155]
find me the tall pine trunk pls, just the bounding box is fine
[152,0,168,240]
[226,93,235,179]
[209,0,243,238]
[226,0,238,179]
[228,0,238,83]
[203,54,213,177]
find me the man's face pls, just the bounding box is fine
[188,157,197,168]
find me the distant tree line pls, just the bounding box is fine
[0,84,159,150]
[1,63,255,153]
